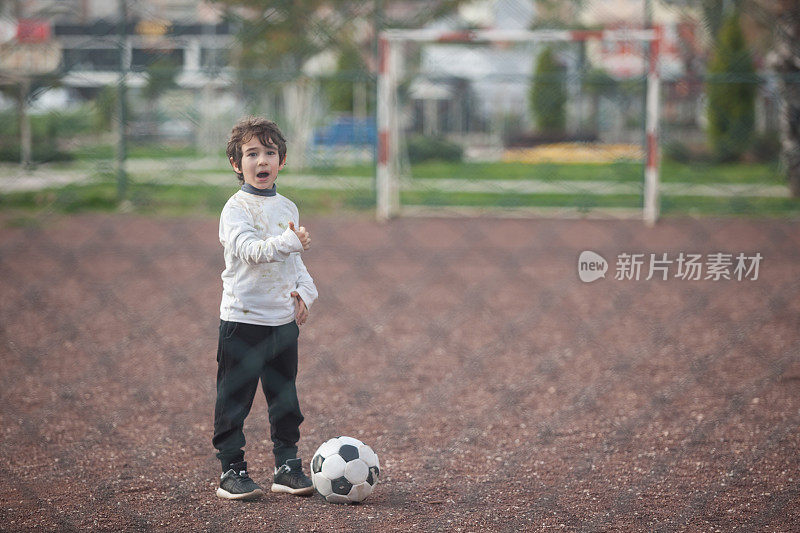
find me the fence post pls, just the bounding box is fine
[376,34,393,221]
[643,26,661,226]
[19,77,31,169]
[116,0,128,203]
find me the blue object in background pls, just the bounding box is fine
[313,116,377,146]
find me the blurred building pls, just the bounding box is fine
[411,0,536,139]
[405,0,710,143]
[3,0,210,23]
[579,0,705,80]
[3,0,234,94]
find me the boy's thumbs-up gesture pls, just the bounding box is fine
[288,221,311,250]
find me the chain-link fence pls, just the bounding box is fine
[3,72,796,218]
[376,33,798,220]
[1,213,798,530]
[1,1,799,530]
[0,6,798,219]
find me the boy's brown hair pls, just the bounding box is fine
[226,116,287,183]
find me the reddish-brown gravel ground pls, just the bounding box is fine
[1,213,798,532]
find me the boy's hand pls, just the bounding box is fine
[288,221,311,250]
[291,291,308,325]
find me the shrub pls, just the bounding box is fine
[0,144,75,163]
[406,136,463,164]
[530,47,566,134]
[706,11,757,162]
[749,132,780,163]
[664,141,692,164]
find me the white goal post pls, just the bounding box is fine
[376,27,662,224]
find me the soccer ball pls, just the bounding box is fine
[311,436,380,504]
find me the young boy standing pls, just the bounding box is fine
[213,116,318,500]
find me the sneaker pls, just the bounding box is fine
[271,458,314,496]
[216,461,264,500]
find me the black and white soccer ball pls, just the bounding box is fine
[311,436,380,504]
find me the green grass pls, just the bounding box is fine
[69,144,206,161]
[30,179,792,216]
[287,159,785,185]
[660,160,784,185]
[1,157,796,218]
[3,179,797,218]
[60,149,787,186]
[284,165,374,177]
[0,180,375,217]
[401,190,642,210]
[409,161,641,182]
[406,160,784,185]
[660,195,800,217]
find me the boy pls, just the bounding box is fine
[213,116,318,500]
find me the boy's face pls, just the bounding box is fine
[232,136,286,190]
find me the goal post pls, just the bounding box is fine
[376,27,662,224]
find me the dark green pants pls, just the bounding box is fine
[212,320,304,471]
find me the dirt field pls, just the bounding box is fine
[1,212,798,532]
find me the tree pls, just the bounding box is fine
[93,84,118,132]
[706,10,756,161]
[769,1,800,196]
[745,0,800,197]
[325,43,370,115]
[141,57,180,133]
[142,57,179,104]
[679,0,800,194]
[210,0,345,167]
[211,0,470,168]
[531,46,567,135]
[583,68,617,137]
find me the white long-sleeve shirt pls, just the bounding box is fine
[219,189,318,326]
